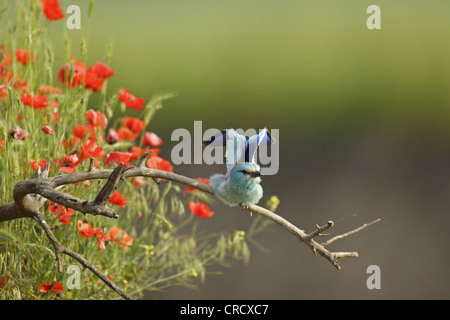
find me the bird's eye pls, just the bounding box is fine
[240,169,248,174]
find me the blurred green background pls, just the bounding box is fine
[44,0,450,299]
[50,0,450,138]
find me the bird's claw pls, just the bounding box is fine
[241,204,253,216]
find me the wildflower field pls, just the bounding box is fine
[0,0,271,300]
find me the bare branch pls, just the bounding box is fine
[137,151,152,168]
[306,221,334,240]
[37,162,50,179]
[94,162,124,206]
[17,182,119,219]
[334,252,359,259]
[88,157,95,172]
[32,210,64,273]
[8,163,381,271]
[136,152,160,184]
[241,205,380,270]
[321,219,382,247]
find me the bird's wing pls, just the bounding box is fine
[245,127,272,163]
[203,130,227,147]
[225,129,247,176]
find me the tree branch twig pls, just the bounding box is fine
[321,218,382,247]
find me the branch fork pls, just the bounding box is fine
[241,202,381,270]
[305,219,381,269]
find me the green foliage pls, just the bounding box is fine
[0,1,274,300]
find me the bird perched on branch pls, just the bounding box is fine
[207,128,272,207]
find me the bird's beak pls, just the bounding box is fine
[250,171,263,178]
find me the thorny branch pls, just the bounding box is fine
[0,152,381,299]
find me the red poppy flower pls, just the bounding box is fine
[58,166,76,173]
[52,282,64,292]
[119,232,134,249]
[121,117,146,133]
[21,93,48,109]
[49,100,59,123]
[15,49,35,66]
[9,126,29,140]
[58,58,114,91]
[129,146,157,161]
[0,70,12,82]
[72,124,88,140]
[49,201,64,213]
[85,109,108,130]
[188,201,214,219]
[1,275,11,290]
[58,59,87,88]
[183,178,210,194]
[106,129,120,144]
[40,0,65,21]
[119,89,145,111]
[108,226,134,248]
[0,45,12,71]
[143,132,163,147]
[60,208,73,225]
[0,140,4,149]
[0,85,7,99]
[62,137,79,153]
[39,282,62,293]
[146,156,174,173]
[39,282,64,293]
[108,226,122,243]
[38,283,52,293]
[90,62,115,79]
[94,228,110,249]
[39,84,62,94]
[29,159,52,172]
[84,70,106,92]
[108,190,128,207]
[105,151,132,166]
[54,154,79,173]
[66,154,79,164]
[53,206,73,225]
[116,127,140,141]
[77,220,94,238]
[79,138,104,161]
[54,154,79,166]
[131,176,146,188]
[42,125,54,135]
[13,78,29,92]
[85,61,115,91]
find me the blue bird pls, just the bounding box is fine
[207,128,272,208]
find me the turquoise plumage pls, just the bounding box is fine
[208,128,271,207]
